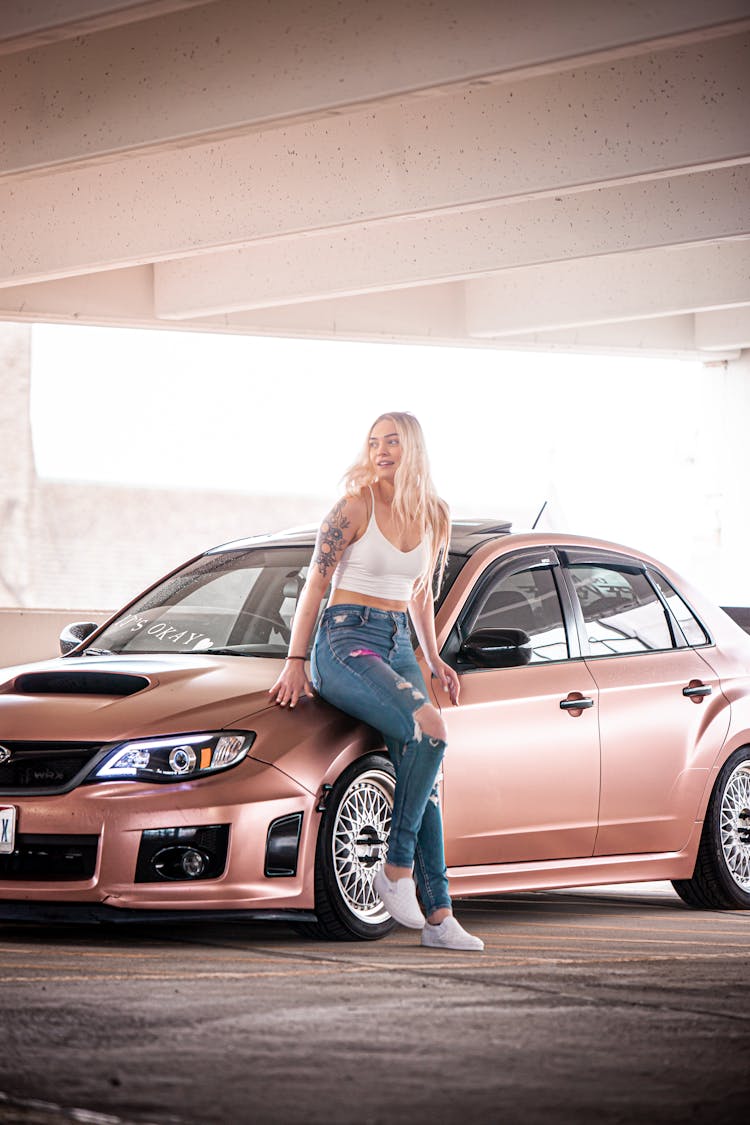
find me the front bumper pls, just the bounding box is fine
[0,902,318,924]
[0,756,320,917]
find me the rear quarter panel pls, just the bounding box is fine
[625,561,750,822]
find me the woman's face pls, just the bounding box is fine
[368,418,402,480]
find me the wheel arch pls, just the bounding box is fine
[317,733,387,789]
[695,732,750,827]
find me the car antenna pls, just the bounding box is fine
[531,500,548,530]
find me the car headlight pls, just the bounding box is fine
[88,731,255,783]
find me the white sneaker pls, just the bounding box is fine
[373,869,425,929]
[421,915,484,951]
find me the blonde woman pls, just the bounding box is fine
[269,412,483,951]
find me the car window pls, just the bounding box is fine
[86,548,315,657]
[468,565,570,663]
[647,569,710,646]
[86,544,469,659]
[178,566,261,610]
[567,564,674,656]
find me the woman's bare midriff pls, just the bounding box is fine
[328,587,409,613]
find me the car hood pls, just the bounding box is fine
[0,653,283,743]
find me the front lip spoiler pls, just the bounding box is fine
[0,901,318,926]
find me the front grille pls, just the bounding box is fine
[0,834,99,881]
[0,742,102,793]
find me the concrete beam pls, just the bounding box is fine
[0,275,470,342]
[0,273,741,361]
[0,268,154,323]
[2,1,749,174]
[0,1,210,55]
[194,303,740,360]
[197,285,470,345]
[465,241,750,337]
[489,317,740,361]
[213,306,739,358]
[153,167,750,317]
[695,306,750,350]
[2,34,749,287]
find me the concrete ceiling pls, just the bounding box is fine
[1,0,749,359]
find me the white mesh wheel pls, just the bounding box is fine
[330,768,394,925]
[720,760,750,891]
[673,748,750,910]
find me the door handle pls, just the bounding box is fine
[560,695,595,711]
[683,682,712,699]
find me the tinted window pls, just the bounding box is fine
[647,570,710,646]
[568,565,673,656]
[470,566,569,663]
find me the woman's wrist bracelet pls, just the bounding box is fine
[286,655,306,661]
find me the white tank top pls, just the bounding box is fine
[331,488,429,601]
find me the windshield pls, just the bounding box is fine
[80,546,467,658]
[85,548,312,657]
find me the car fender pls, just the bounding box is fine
[242,695,386,798]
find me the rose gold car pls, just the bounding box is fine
[1,523,749,939]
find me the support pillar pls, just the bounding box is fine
[0,323,35,605]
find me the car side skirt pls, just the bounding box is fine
[447,820,701,898]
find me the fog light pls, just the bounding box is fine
[151,845,211,880]
[180,848,206,877]
[135,824,230,883]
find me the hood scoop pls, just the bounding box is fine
[7,671,151,697]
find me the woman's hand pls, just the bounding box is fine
[268,660,314,709]
[430,657,460,706]
[408,588,459,706]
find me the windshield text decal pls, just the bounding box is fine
[114,613,213,649]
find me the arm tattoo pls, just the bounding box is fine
[315,500,351,578]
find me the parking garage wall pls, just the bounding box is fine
[0,323,324,617]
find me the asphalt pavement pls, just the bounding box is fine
[1,883,748,1125]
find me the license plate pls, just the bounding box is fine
[0,806,16,854]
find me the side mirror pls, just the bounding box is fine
[459,628,532,668]
[60,621,99,656]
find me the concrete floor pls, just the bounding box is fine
[1,883,748,1125]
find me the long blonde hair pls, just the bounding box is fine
[343,412,450,595]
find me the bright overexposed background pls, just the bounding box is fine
[29,323,737,602]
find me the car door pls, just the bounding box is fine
[560,550,729,857]
[437,550,600,867]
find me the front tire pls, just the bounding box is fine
[672,747,750,909]
[299,754,397,941]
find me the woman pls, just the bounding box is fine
[269,412,483,951]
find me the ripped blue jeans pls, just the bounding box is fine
[311,604,451,916]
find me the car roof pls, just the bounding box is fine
[208,518,513,558]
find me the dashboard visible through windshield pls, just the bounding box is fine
[76,546,467,658]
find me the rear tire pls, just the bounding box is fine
[672,747,750,909]
[297,754,397,941]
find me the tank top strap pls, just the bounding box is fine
[364,484,375,526]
